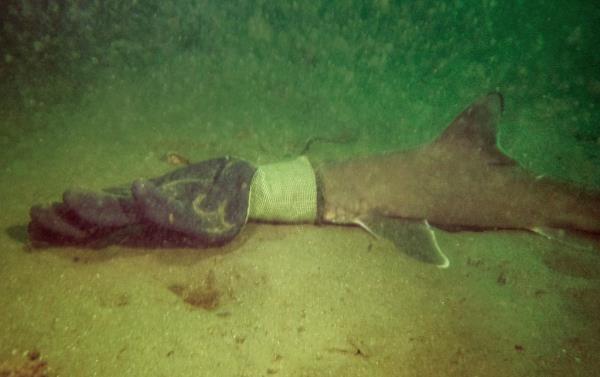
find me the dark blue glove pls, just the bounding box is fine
[28,157,256,248]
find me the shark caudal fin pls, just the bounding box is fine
[435,92,516,166]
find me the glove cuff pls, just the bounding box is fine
[248,156,318,223]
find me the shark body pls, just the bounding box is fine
[317,93,600,267]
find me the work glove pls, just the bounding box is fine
[28,157,256,248]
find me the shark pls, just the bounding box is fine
[316,92,600,268]
[25,93,600,264]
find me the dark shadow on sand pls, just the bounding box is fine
[6,225,28,244]
[5,222,255,266]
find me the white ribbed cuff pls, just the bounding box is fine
[248,156,317,223]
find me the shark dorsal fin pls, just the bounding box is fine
[435,92,515,165]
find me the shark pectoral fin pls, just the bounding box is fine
[357,215,450,268]
[532,226,600,252]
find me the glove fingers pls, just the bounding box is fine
[28,203,90,246]
[63,189,137,228]
[29,189,139,247]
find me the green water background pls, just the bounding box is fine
[1,0,599,184]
